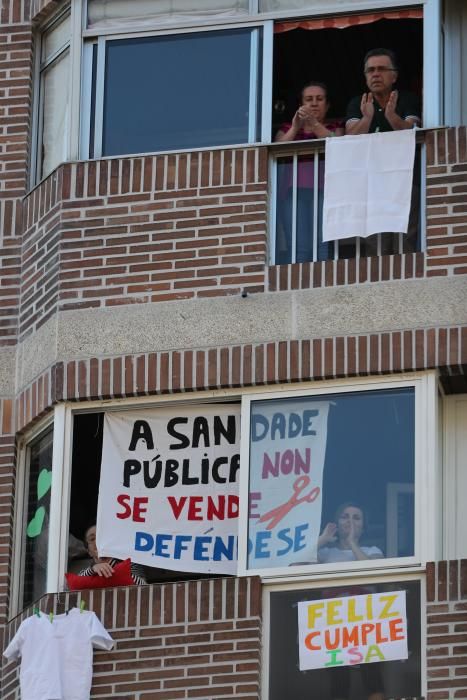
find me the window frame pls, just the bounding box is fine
[261,570,428,700]
[32,6,72,184]
[11,414,55,614]
[237,372,439,579]
[80,20,274,160]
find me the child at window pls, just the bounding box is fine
[79,524,146,585]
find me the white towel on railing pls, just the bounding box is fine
[322,130,416,242]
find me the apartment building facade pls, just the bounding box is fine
[1,0,467,698]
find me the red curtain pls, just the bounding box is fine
[274,7,423,34]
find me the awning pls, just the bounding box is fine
[274,7,423,34]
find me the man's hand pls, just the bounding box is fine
[360,92,375,121]
[92,562,114,578]
[346,94,374,135]
[385,90,398,122]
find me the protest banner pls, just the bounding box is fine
[96,405,240,574]
[298,590,408,670]
[248,399,329,568]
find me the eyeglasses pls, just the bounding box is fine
[364,66,397,75]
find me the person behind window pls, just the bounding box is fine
[275,81,344,143]
[274,82,343,264]
[318,504,384,700]
[344,49,421,257]
[345,48,421,135]
[317,503,383,563]
[79,524,146,585]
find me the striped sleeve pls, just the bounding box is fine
[130,563,147,585]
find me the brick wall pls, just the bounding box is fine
[19,150,268,340]
[0,9,32,347]
[1,576,262,700]
[427,561,467,699]
[426,128,467,278]
[11,325,467,433]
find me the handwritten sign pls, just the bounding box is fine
[96,405,240,574]
[248,399,329,568]
[298,590,408,670]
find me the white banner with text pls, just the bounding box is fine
[97,405,240,574]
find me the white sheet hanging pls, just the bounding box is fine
[322,129,416,242]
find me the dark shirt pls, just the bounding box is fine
[346,90,421,133]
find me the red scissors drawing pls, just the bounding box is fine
[257,476,320,530]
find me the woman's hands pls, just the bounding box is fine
[317,522,337,548]
[91,561,114,578]
[292,105,320,130]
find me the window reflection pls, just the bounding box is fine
[102,29,260,156]
[247,388,415,570]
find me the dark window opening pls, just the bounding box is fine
[68,410,237,583]
[269,581,421,699]
[272,17,423,265]
[273,17,423,135]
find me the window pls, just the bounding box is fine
[19,426,54,609]
[270,10,424,264]
[35,12,71,180]
[88,28,263,158]
[239,376,436,576]
[266,579,421,699]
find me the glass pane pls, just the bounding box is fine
[247,388,415,570]
[102,29,259,156]
[41,14,71,63]
[23,427,54,608]
[269,580,421,699]
[40,50,70,178]
[88,0,248,28]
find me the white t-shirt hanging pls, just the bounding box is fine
[3,607,114,700]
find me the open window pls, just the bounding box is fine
[272,11,423,138]
[271,9,424,265]
[67,403,241,582]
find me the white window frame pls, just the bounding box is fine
[31,1,85,186]
[443,394,467,560]
[32,6,72,184]
[238,372,439,580]
[11,414,55,615]
[80,20,273,160]
[261,570,427,700]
